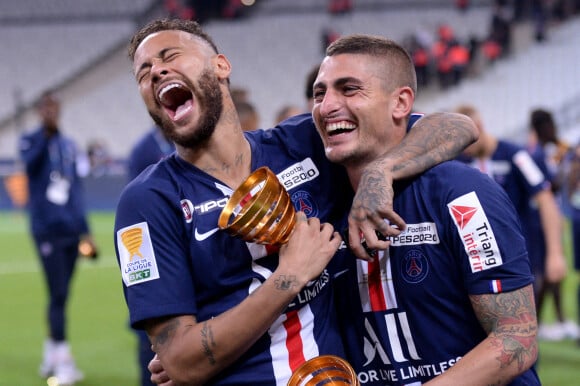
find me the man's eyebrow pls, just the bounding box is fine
[314,77,360,90]
[333,76,360,86]
[136,47,179,75]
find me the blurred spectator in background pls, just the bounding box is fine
[407,34,431,88]
[86,139,113,177]
[455,105,567,311]
[231,87,249,105]
[489,0,513,57]
[532,0,548,42]
[528,109,570,195]
[328,0,352,14]
[127,124,175,386]
[321,27,341,54]
[164,0,248,23]
[431,24,471,89]
[562,141,580,345]
[431,24,453,88]
[528,109,578,341]
[19,90,96,385]
[231,87,259,131]
[234,100,260,131]
[128,126,175,182]
[305,64,320,112]
[448,38,470,85]
[274,104,303,125]
[456,0,470,12]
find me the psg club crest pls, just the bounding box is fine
[291,190,318,218]
[401,249,429,284]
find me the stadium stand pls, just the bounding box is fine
[0,1,494,161]
[413,17,580,143]
[0,0,578,163]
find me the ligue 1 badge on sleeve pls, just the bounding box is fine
[287,355,360,386]
[218,167,296,245]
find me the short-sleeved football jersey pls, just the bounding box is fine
[334,161,539,385]
[114,114,352,385]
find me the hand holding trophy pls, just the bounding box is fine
[218,167,358,385]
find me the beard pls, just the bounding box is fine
[150,69,223,149]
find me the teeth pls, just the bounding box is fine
[158,83,182,102]
[326,121,356,132]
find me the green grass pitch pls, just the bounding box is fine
[0,211,578,385]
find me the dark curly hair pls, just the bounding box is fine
[128,18,219,60]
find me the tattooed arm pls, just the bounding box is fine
[425,284,538,386]
[145,213,341,385]
[348,112,478,259]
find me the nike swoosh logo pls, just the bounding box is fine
[333,269,350,278]
[194,227,220,241]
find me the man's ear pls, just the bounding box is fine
[392,86,414,119]
[214,54,232,80]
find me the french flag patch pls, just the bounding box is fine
[490,279,502,293]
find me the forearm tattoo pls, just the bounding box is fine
[274,275,298,291]
[390,112,477,176]
[470,285,538,372]
[350,170,392,223]
[151,318,180,353]
[201,321,217,365]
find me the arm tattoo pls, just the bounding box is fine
[150,318,180,353]
[350,170,392,223]
[470,285,538,372]
[388,112,478,177]
[200,321,217,365]
[274,275,298,291]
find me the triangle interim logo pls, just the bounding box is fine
[450,205,477,229]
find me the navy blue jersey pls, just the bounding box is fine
[19,128,89,237]
[334,161,538,385]
[114,114,352,385]
[468,141,549,276]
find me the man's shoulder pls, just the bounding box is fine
[427,159,479,177]
[419,160,504,195]
[246,113,324,158]
[123,157,177,195]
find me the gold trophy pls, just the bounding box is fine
[220,170,359,384]
[218,167,296,245]
[287,355,360,386]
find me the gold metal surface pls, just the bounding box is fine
[287,355,360,386]
[218,167,296,245]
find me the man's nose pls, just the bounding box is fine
[319,91,341,117]
[150,61,170,83]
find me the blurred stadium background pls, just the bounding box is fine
[0,0,579,384]
[1,0,580,211]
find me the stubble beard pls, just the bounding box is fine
[150,70,223,149]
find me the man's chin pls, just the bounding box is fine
[324,148,349,165]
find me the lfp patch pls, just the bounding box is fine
[116,222,160,286]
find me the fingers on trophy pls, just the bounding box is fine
[219,167,358,385]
